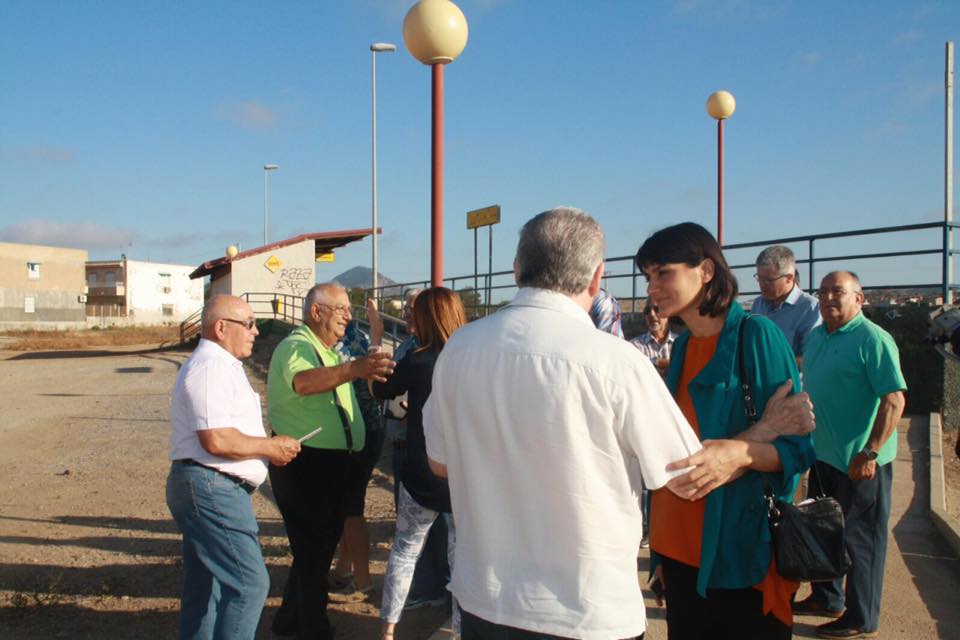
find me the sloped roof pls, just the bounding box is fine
[189,228,375,279]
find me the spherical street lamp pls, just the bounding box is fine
[706,91,735,246]
[403,0,469,287]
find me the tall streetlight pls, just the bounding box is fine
[263,164,279,246]
[371,42,396,301]
[706,91,736,246]
[403,0,468,287]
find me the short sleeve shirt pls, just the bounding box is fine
[169,339,268,486]
[802,313,906,470]
[751,285,822,356]
[267,324,365,451]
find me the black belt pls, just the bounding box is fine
[175,458,257,493]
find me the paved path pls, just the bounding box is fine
[432,415,960,639]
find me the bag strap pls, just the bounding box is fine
[737,318,758,426]
[741,317,827,501]
[315,347,356,453]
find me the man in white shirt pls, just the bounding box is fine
[166,294,301,640]
[422,208,698,640]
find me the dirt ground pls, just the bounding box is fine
[0,342,448,639]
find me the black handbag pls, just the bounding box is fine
[737,319,852,582]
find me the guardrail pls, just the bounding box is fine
[179,292,410,347]
[368,220,960,318]
[179,308,202,344]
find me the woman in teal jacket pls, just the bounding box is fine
[637,222,815,640]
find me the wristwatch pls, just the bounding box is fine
[861,447,879,461]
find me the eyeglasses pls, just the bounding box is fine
[817,287,858,299]
[753,273,791,285]
[317,303,352,317]
[222,318,257,330]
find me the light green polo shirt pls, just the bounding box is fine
[267,324,365,451]
[802,312,906,471]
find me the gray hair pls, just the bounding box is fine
[756,245,796,274]
[403,288,422,303]
[515,207,605,295]
[302,282,346,322]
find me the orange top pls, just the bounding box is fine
[649,332,797,626]
[648,333,716,565]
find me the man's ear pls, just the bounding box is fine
[587,261,604,298]
[513,258,521,286]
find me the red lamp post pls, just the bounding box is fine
[706,91,736,246]
[403,0,469,287]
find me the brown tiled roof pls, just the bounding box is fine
[189,228,376,279]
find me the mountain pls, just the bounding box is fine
[333,266,404,295]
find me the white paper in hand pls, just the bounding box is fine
[298,426,323,443]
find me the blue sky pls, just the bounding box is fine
[1,0,958,297]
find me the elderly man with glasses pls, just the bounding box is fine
[795,271,906,639]
[751,245,821,363]
[267,282,395,640]
[166,295,302,639]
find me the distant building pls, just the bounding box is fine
[190,229,374,302]
[0,242,88,327]
[86,258,204,323]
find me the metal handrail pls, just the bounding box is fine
[367,220,958,317]
[179,307,202,344]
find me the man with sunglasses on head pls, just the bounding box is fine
[751,245,821,364]
[166,294,302,640]
[267,282,395,640]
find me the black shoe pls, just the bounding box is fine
[816,618,879,638]
[792,596,844,618]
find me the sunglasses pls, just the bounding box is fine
[222,318,257,330]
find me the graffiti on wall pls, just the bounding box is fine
[275,267,313,296]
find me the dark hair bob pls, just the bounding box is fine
[634,222,738,318]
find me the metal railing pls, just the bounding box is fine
[368,220,960,318]
[178,292,410,347]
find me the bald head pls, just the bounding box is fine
[818,270,864,333]
[302,282,352,347]
[201,295,258,358]
[302,283,346,323]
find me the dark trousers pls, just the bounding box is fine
[269,447,354,640]
[461,609,644,640]
[809,460,893,632]
[660,557,791,640]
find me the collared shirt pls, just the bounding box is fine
[267,324,365,451]
[424,287,701,639]
[750,284,821,356]
[169,338,268,486]
[589,288,624,338]
[802,312,907,471]
[630,330,678,363]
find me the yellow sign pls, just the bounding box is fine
[316,252,336,263]
[264,255,282,273]
[467,205,501,229]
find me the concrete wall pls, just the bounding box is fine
[126,260,203,323]
[220,240,315,297]
[0,242,87,323]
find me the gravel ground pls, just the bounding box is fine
[0,343,447,639]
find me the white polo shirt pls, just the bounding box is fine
[424,287,701,639]
[169,338,268,487]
